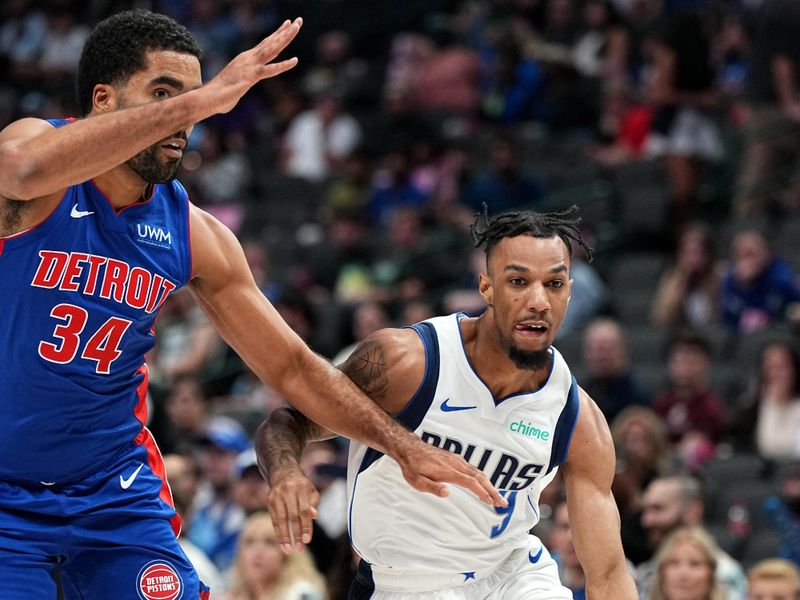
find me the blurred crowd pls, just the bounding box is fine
[5,0,800,598]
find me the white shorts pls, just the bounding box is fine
[349,536,574,600]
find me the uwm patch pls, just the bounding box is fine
[137,561,183,600]
[134,223,173,249]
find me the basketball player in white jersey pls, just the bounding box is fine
[256,207,638,599]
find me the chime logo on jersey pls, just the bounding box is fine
[137,561,183,600]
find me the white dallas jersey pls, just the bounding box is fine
[347,313,580,577]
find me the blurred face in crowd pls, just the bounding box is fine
[166,378,206,435]
[677,227,712,276]
[761,343,797,394]
[549,502,580,569]
[668,344,710,390]
[641,479,685,547]
[583,320,627,378]
[748,578,797,600]
[618,418,659,468]
[480,235,572,371]
[659,539,715,600]
[234,467,271,516]
[201,445,238,489]
[163,453,199,511]
[238,515,284,589]
[732,231,770,285]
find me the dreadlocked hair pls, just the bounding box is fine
[470,204,594,262]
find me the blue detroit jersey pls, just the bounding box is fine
[0,118,192,485]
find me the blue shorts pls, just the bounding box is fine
[0,429,210,599]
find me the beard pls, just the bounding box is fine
[508,345,552,371]
[127,142,182,184]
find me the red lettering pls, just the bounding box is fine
[60,252,89,292]
[99,259,129,303]
[151,279,177,313]
[126,267,151,309]
[31,251,68,288]
[145,274,165,313]
[83,255,108,295]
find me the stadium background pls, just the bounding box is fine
[3,0,800,597]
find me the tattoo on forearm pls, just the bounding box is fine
[341,339,389,403]
[256,408,331,480]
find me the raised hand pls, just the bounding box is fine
[202,18,303,115]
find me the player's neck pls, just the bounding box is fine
[92,167,152,209]
[467,313,552,398]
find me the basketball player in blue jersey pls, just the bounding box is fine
[0,10,501,600]
[259,207,639,599]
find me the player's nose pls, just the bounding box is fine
[526,282,550,313]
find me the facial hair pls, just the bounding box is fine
[127,139,183,184]
[508,345,552,371]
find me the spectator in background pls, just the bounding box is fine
[323,147,372,217]
[652,332,727,471]
[652,223,721,329]
[644,11,723,228]
[763,464,800,568]
[232,449,271,518]
[163,452,224,594]
[548,496,588,600]
[582,317,650,425]
[281,88,361,181]
[648,527,727,600]
[148,289,224,388]
[331,300,391,365]
[738,340,800,460]
[720,228,800,334]
[480,38,545,124]
[164,376,211,454]
[611,406,672,565]
[367,145,429,228]
[223,512,326,600]
[557,239,609,337]
[746,559,800,600]
[187,417,251,574]
[638,476,747,600]
[302,30,369,106]
[732,0,800,218]
[759,346,800,459]
[460,136,544,214]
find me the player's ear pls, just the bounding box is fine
[478,272,493,306]
[92,84,118,114]
[567,278,574,304]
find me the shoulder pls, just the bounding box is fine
[0,117,54,142]
[338,327,426,414]
[188,204,246,285]
[562,387,615,479]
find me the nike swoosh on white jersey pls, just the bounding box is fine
[119,462,144,490]
[70,204,95,218]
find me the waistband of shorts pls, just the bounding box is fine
[357,548,525,593]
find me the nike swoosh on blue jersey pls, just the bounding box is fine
[529,547,544,564]
[440,398,477,412]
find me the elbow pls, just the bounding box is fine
[0,144,39,200]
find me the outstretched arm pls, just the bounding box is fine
[190,207,503,508]
[561,387,638,600]
[0,19,301,201]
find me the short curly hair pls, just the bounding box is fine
[77,9,202,116]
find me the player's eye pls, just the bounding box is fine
[510,278,525,286]
[549,280,564,288]
[154,89,170,99]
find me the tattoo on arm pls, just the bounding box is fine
[340,339,390,403]
[256,408,331,482]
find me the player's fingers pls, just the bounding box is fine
[301,489,320,545]
[256,17,302,61]
[267,498,294,554]
[459,463,507,507]
[258,58,299,80]
[405,471,450,498]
